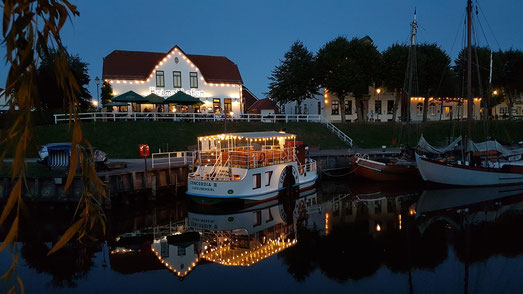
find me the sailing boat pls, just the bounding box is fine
[415,0,523,186]
[351,11,421,182]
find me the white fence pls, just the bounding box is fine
[53,112,323,124]
[151,151,195,169]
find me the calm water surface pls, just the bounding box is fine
[3,179,523,293]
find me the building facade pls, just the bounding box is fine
[102,45,244,116]
[322,87,482,122]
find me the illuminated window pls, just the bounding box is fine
[190,72,198,88]
[156,71,165,87]
[213,98,221,113]
[331,100,339,115]
[416,103,423,115]
[173,71,182,88]
[345,100,352,115]
[224,98,232,112]
[445,106,452,117]
[429,103,436,116]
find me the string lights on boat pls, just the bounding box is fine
[200,235,297,266]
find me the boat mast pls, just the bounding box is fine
[466,0,473,139]
[403,9,418,122]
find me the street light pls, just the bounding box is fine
[95,76,100,110]
[376,88,382,119]
[493,90,498,95]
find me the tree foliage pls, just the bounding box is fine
[101,81,114,105]
[317,36,381,122]
[267,41,318,113]
[1,1,107,292]
[37,49,91,110]
[381,44,409,121]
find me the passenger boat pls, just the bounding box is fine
[187,131,318,204]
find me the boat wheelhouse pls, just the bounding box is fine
[187,131,317,203]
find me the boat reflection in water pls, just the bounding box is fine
[145,187,321,277]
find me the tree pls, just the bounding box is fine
[317,36,381,122]
[267,41,318,113]
[37,49,91,110]
[101,81,114,105]
[1,2,106,292]
[497,49,523,120]
[381,44,409,121]
[417,44,452,121]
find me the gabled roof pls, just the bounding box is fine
[247,98,280,113]
[102,46,243,84]
[242,87,258,111]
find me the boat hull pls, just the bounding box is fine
[352,157,419,181]
[415,153,523,186]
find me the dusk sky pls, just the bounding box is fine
[1,0,523,100]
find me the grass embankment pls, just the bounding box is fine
[28,122,347,158]
[336,120,523,148]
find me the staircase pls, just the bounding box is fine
[320,117,353,147]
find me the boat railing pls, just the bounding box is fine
[198,147,296,169]
[299,158,317,174]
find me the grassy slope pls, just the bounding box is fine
[336,121,523,148]
[32,122,348,158]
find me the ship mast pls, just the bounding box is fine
[466,0,473,139]
[403,9,418,122]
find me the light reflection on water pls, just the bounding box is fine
[3,181,523,293]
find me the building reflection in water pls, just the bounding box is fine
[46,181,523,288]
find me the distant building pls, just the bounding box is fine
[323,87,482,122]
[102,45,244,116]
[281,93,325,116]
[493,93,523,119]
[247,98,279,115]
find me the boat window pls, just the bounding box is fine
[265,171,273,186]
[252,173,261,189]
[178,246,186,256]
[253,211,262,227]
[266,209,274,222]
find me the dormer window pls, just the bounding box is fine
[156,71,165,87]
[190,72,198,88]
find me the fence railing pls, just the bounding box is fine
[320,117,353,147]
[151,151,195,169]
[53,112,323,124]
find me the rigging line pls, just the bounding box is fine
[472,21,489,139]
[476,1,502,51]
[434,10,467,98]
[474,8,492,50]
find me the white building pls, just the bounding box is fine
[281,93,325,116]
[102,45,244,116]
[321,87,482,122]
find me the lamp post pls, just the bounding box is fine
[95,76,100,110]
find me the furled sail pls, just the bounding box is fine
[417,134,462,154]
[466,140,523,157]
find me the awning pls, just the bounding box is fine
[112,91,149,103]
[104,101,128,107]
[145,93,166,104]
[164,91,203,105]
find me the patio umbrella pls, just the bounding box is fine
[164,91,203,105]
[145,93,166,104]
[112,91,148,103]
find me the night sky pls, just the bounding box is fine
[1,0,522,100]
